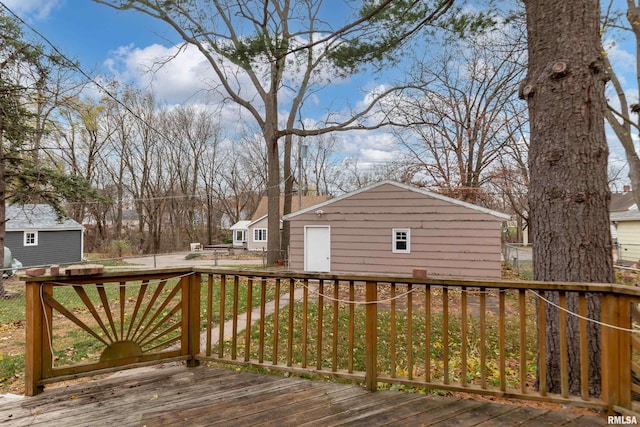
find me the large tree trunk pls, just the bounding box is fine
[266,131,281,266]
[281,134,294,263]
[523,0,613,397]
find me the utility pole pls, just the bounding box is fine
[298,138,307,209]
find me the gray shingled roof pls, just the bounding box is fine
[5,204,83,230]
[611,208,640,222]
[610,191,636,212]
[283,180,511,221]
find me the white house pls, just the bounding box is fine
[611,209,640,264]
[244,195,330,252]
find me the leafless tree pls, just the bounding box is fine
[93,0,456,264]
[159,105,221,248]
[390,27,527,205]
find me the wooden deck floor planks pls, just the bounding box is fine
[1,365,607,426]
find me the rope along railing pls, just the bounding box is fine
[22,267,640,418]
[191,269,640,416]
[300,280,640,334]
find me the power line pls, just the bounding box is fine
[0,3,300,195]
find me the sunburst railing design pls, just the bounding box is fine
[25,269,199,393]
[47,279,182,362]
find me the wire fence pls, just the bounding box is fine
[5,242,635,327]
[503,243,533,279]
[615,243,640,265]
[0,249,269,328]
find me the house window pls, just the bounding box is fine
[235,230,246,242]
[24,231,38,246]
[254,228,267,242]
[392,228,410,253]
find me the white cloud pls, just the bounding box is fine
[606,38,636,77]
[104,43,234,104]
[3,0,63,20]
[103,42,267,135]
[102,39,402,153]
[339,131,402,165]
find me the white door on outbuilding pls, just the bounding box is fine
[304,225,330,272]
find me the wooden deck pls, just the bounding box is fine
[1,365,606,426]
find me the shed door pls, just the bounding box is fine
[304,226,330,272]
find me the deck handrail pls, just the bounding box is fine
[22,267,640,417]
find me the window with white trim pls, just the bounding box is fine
[254,228,267,242]
[24,231,38,246]
[392,228,410,253]
[235,230,246,242]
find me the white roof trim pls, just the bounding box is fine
[9,227,84,232]
[230,220,251,230]
[246,214,267,228]
[611,208,640,222]
[283,180,511,221]
[247,215,285,228]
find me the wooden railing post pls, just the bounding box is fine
[601,293,625,414]
[187,272,201,367]
[25,282,49,396]
[365,281,378,392]
[617,295,632,410]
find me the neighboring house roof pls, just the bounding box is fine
[283,180,511,221]
[249,195,332,226]
[230,220,251,230]
[610,192,636,212]
[5,204,83,231]
[611,208,640,222]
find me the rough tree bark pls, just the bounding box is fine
[523,0,614,396]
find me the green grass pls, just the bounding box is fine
[1,277,538,395]
[234,290,538,391]
[0,295,25,325]
[0,353,24,392]
[515,260,533,280]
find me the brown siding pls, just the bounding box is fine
[288,183,506,279]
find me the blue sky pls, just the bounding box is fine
[4,0,405,165]
[3,0,639,184]
[14,1,174,67]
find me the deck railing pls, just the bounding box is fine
[22,267,640,417]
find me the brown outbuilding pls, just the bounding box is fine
[284,181,511,279]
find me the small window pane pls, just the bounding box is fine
[25,231,38,246]
[392,228,410,253]
[254,228,267,242]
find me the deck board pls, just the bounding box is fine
[1,365,606,426]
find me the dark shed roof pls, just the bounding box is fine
[6,204,83,231]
